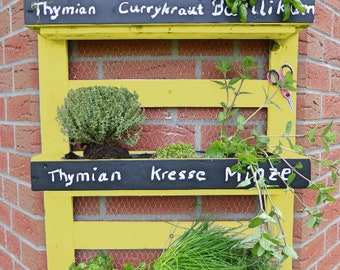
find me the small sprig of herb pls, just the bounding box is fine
[226,0,308,22]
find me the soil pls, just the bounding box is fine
[83,143,129,159]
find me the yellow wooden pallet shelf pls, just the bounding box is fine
[27,6,313,266]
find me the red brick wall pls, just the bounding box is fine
[0,1,339,270]
[0,0,46,269]
[294,0,340,269]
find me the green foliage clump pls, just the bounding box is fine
[226,0,307,22]
[156,143,199,159]
[69,252,114,270]
[151,221,277,270]
[56,86,145,147]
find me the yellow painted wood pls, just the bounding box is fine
[29,24,309,40]
[37,35,70,157]
[266,190,295,270]
[44,191,75,269]
[74,220,248,250]
[34,22,311,270]
[67,79,268,108]
[267,34,299,157]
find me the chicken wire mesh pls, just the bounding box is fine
[68,39,269,269]
[68,39,269,152]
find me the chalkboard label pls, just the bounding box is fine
[31,158,310,190]
[24,0,315,25]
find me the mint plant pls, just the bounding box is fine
[206,56,339,264]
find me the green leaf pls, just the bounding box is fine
[216,112,227,123]
[307,126,318,144]
[331,169,338,184]
[286,173,296,185]
[239,4,247,23]
[236,114,246,130]
[228,77,240,86]
[321,121,333,137]
[248,216,262,228]
[237,178,252,188]
[283,245,298,259]
[285,121,292,135]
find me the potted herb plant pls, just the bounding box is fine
[55,85,146,159]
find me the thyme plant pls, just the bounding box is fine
[56,86,146,148]
[206,56,339,264]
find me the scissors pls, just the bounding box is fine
[266,64,294,112]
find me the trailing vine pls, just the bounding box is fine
[206,56,339,263]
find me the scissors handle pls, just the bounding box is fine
[266,69,280,85]
[280,64,294,77]
[280,89,291,100]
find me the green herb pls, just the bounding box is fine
[56,86,145,147]
[151,221,277,270]
[156,143,199,159]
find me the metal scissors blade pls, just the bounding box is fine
[281,89,294,112]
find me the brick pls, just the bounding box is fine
[134,124,195,150]
[293,189,318,213]
[305,31,324,61]
[317,242,340,270]
[200,125,222,150]
[12,208,45,246]
[102,60,196,79]
[11,0,24,31]
[324,38,340,66]
[177,108,220,120]
[0,98,4,120]
[296,93,322,120]
[322,94,340,119]
[0,67,13,92]
[21,242,47,270]
[325,223,338,250]
[7,94,40,122]
[14,62,39,90]
[178,39,233,56]
[18,185,44,215]
[294,233,325,269]
[0,201,11,227]
[0,249,13,270]
[239,40,269,57]
[0,42,3,64]
[201,195,257,214]
[320,198,340,226]
[313,2,332,35]
[297,61,330,90]
[6,230,21,259]
[298,30,308,56]
[106,196,196,215]
[4,178,18,205]
[145,108,173,120]
[68,61,98,80]
[325,0,340,11]
[15,125,41,153]
[0,8,10,37]
[73,196,100,216]
[9,154,31,182]
[76,40,172,57]
[4,30,38,64]
[331,69,340,93]
[333,13,340,39]
[0,125,15,148]
[0,151,8,174]
[0,226,5,247]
